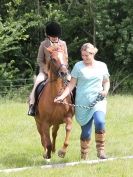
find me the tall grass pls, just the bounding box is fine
[0,95,133,176]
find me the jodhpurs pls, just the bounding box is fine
[80,111,105,140]
[29,72,47,105]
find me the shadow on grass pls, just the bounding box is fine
[0,152,71,169]
[0,153,44,168]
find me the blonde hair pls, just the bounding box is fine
[81,43,98,55]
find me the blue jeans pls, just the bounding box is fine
[81,111,105,140]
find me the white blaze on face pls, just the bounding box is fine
[57,51,68,75]
[58,52,64,64]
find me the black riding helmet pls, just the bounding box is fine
[46,22,62,37]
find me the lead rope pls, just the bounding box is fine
[57,93,105,110]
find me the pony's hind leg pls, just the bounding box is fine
[52,125,59,153]
[58,117,72,158]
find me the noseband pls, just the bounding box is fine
[50,57,68,78]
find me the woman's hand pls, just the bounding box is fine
[54,78,77,103]
[100,90,108,97]
[102,78,110,97]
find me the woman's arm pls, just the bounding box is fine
[54,77,77,102]
[101,78,110,97]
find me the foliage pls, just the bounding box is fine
[0,0,133,94]
[0,1,43,84]
[95,0,133,93]
[0,19,28,55]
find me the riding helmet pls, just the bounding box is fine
[46,22,62,37]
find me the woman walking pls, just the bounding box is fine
[54,43,110,160]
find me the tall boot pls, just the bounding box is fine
[28,104,36,116]
[95,132,107,159]
[80,139,91,160]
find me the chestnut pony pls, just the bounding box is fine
[35,45,74,160]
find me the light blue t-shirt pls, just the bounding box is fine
[71,60,110,126]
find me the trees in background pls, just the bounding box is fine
[0,0,133,94]
[95,0,133,93]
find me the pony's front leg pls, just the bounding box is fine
[42,126,52,160]
[35,120,52,160]
[58,117,72,158]
[35,119,46,150]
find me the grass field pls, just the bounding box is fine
[0,94,133,176]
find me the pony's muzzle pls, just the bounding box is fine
[59,65,68,77]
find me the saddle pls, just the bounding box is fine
[34,79,47,106]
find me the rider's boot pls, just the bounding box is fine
[28,104,36,116]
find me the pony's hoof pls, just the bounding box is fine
[43,154,51,161]
[58,150,66,158]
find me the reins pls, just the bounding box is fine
[57,93,105,110]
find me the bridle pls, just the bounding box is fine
[49,57,69,79]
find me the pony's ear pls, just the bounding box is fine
[44,47,51,60]
[60,45,65,52]
[44,46,52,53]
[46,46,54,53]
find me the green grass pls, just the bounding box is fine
[0,159,133,177]
[0,95,133,176]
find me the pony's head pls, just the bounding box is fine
[45,45,69,79]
